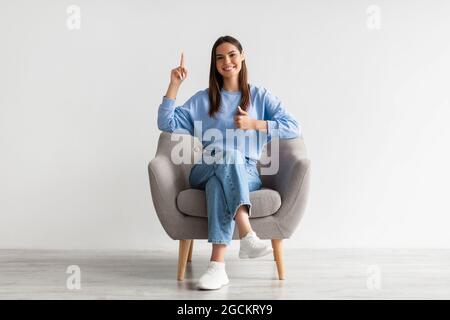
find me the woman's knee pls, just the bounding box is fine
[218,149,245,165]
[205,175,221,191]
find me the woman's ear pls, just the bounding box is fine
[241,50,245,61]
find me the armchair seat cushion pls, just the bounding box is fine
[177,188,282,218]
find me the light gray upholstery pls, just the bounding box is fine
[148,132,310,240]
[177,188,282,218]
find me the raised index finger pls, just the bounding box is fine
[180,52,185,68]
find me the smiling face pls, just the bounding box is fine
[215,42,245,79]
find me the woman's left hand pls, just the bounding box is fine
[234,106,255,130]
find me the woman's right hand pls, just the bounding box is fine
[170,52,188,86]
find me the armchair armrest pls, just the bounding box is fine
[147,132,199,239]
[148,156,186,238]
[260,137,311,237]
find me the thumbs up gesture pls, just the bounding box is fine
[234,106,255,130]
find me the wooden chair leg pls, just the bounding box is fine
[271,239,285,280]
[187,240,194,262]
[177,239,192,281]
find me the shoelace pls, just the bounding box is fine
[206,264,221,275]
[246,234,261,248]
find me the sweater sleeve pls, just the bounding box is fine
[264,90,301,140]
[157,95,195,136]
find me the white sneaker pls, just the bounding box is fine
[239,231,273,259]
[197,261,230,290]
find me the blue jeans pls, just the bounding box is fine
[189,148,262,246]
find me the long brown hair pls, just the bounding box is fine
[208,36,250,117]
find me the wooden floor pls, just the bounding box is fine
[1,248,449,299]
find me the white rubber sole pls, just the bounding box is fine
[197,279,230,290]
[239,247,273,259]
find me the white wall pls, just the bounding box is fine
[1,0,449,249]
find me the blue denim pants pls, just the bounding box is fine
[189,148,262,246]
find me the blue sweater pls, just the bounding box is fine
[157,84,300,161]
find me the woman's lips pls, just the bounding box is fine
[223,66,236,71]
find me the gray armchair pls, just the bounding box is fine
[148,132,310,281]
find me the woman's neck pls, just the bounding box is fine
[222,77,239,92]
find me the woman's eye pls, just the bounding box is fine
[230,54,235,57]
[217,57,223,60]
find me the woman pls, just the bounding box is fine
[158,35,300,290]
